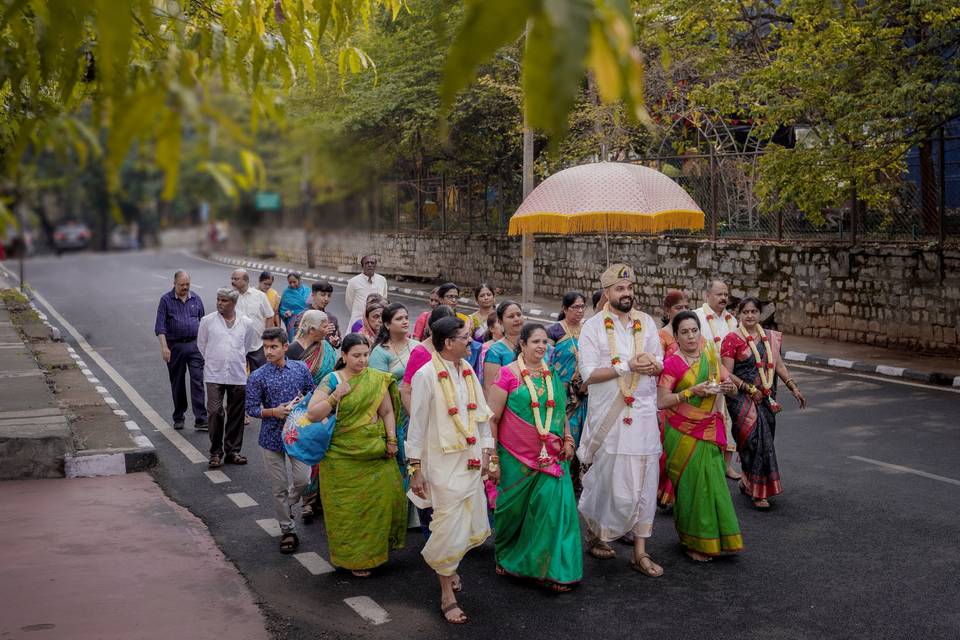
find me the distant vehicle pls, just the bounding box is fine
[52,222,91,253]
[109,225,138,251]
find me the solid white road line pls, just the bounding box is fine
[849,456,960,487]
[204,470,231,484]
[344,596,391,625]
[23,285,207,464]
[256,518,282,537]
[227,492,258,508]
[294,552,335,575]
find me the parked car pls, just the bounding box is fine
[52,222,91,253]
[109,225,138,251]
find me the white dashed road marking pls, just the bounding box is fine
[256,519,282,537]
[294,552,335,575]
[344,596,390,625]
[849,456,960,487]
[227,492,258,508]
[204,470,231,484]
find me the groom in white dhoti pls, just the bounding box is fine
[407,316,494,624]
[577,264,665,577]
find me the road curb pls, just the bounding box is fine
[206,253,957,387]
[783,350,958,387]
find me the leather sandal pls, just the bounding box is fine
[225,453,248,465]
[208,455,222,469]
[630,553,664,577]
[441,601,467,624]
[279,532,299,554]
[588,541,616,560]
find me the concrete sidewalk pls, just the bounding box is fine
[206,252,960,386]
[0,474,270,640]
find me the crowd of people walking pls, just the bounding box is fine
[154,255,807,624]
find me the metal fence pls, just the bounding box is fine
[375,134,960,244]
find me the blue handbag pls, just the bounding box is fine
[281,374,339,465]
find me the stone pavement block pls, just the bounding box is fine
[32,341,77,369]
[0,421,70,479]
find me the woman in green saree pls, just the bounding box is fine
[307,334,406,577]
[656,311,743,562]
[287,310,338,523]
[487,323,582,591]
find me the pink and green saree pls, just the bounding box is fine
[659,348,744,556]
[493,367,582,586]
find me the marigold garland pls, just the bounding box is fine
[739,325,775,393]
[603,303,645,424]
[432,352,479,447]
[703,305,737,346]
[517,354,555,466]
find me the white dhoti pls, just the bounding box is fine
[407,354,494,577]
[420,464,490,576]
[579,450,659,541]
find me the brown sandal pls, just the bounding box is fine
[630,553,664,577]
[208,455,222,469]
[279,532,299,554]
[441,601,468,624]
[588,541,616,560]
[753,498,771,510]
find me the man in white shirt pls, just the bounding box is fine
[577,263,665,578]
[408,317,493,624]
[231,268,275,370]
[344,255,388,329]
[694,279,740,479]
[197,287,258,468]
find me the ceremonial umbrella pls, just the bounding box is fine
[508,161,705,242]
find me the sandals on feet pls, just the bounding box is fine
[441,601,468,624]
[630,553,664,577]
[753,498,771,510]
[225,453,247,465]
[208,455,222,469]
[588,541,616,560]
[351,570,372,578]
[302,504,315,524]
[279,532,299,554]
[544,581,574,593]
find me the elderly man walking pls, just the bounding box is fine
[694,279,740,479]
[231,268,275,370]
[197,288,258,468]
[345,255,387,329]
[154,270,207,430]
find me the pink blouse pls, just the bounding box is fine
[402,344,432,385]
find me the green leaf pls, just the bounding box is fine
[440,0,538,113]
[523,0,593,137]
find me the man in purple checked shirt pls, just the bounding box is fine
[155,270,208,430]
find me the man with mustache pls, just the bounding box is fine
[576,264,665,578]
[695,279,740,479]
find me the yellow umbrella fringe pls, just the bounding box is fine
[507,210,705,236]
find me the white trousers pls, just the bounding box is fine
[578,450,659,542]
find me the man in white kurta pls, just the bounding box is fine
[694,279,740,476]
[407,317,493,623]
[344,255,388,329]
[577,264,665,576]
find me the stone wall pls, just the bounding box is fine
[236,228,960,355]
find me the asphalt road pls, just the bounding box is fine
[10,249,960,639]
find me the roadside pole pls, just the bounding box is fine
[520,21,535,305]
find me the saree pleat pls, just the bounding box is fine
[494,371,582,585]
[318,368,406,570]
[299,341,337,513]
[660,351,743,556]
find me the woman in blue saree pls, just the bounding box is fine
[547,292,588,492]
[279,272,310,337]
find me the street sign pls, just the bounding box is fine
[255,192,281,211]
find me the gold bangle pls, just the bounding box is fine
[386,437,398,444]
